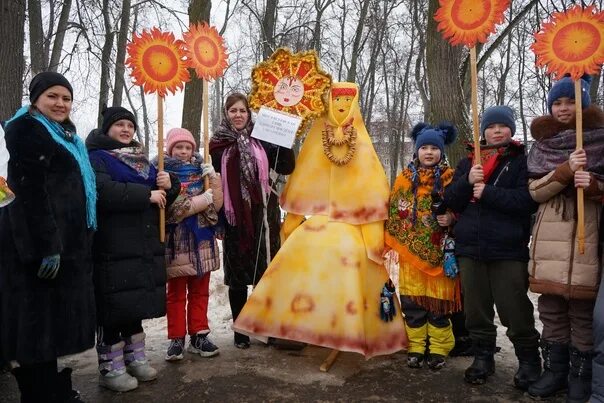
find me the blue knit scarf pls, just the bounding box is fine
[7,106,97,229]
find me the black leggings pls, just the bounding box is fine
[97,321,143,346]
[229,286,249,343]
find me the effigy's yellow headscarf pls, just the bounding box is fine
[280,82,389,263]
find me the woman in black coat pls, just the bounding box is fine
[86,107,179,392]
[209,93,295,348]
[0,72,96,402]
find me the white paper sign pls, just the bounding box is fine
[251,106,302,149]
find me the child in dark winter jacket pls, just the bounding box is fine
[161,128,224,361]
[526,75,604,401]
[87,107,180,393]
[445,105,540,389]
[385,123,460,371]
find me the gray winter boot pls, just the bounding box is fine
[97,341,138,392]
[123,332,157,382]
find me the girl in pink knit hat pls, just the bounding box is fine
[160,128,223,360]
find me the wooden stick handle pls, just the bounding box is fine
[470,46,481,165]
[158,95,165,243]
[320,349,339,372]
[575,80,584,254]
[203,79,210,190]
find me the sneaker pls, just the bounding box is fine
[407,353,424,369]
[427,354,446,371]
[188,333,219,357]
[165,338,185,361]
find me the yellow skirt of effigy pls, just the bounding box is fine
[233,215,408,359]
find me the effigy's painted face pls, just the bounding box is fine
[273,76,304,107]
[331,94,354,124]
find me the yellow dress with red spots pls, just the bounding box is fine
[233,82,407,358]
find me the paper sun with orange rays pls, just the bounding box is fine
[532,5,604,80]
[434,0,510,47]
[249,48,332,133]
[126,28,190,98]
[183,23,228,81]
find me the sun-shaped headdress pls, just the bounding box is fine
[183,23,228,81]
[126,28,190,97]
[532,5,604,80]
[249,48,331,133]
[434,0,510,47]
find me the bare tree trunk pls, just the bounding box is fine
[97,0,114,126]
[48,0,72,72]
[0,0,26,119]
[312,0,334,55]
[346,0,370,83]
[262,0,278,59]
[426,0,469,165]
[112,0,131,107]
[28,0,48,74]
[181,0,211,147]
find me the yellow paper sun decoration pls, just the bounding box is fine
[183,23,228,81]
[434,0,510,47]
[249,48,332,133]
[126,28,190,97]
[532,5,604,80]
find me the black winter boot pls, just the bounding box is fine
[464,340,496,385]
[12,366,36,403]
[55,368,85,402]
[567,346,593,403]
[513,344,542,390]
[528,341,569,399]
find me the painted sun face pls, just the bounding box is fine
[331,94,354,123]
[273,76,304,107]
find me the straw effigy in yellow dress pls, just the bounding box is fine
[233,82,407,358]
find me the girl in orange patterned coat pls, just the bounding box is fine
[385,123,460,370]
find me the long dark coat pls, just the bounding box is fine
[210,140,295,288]
[445,142,538,262]
[86,130,180,328]
[0,113,95,365]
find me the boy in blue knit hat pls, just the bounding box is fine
[446,105,540,388]
[526,74,604,402]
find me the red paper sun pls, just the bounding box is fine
[126,28,190,97]
[434,0,510,47]
[532,5,604,80]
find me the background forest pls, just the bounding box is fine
[1,0,603,182]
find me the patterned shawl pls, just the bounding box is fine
[162,153,217,276]
[107,145,151,179]
[209,114,269,252]
[527,128,604,180]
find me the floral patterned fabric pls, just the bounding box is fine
[385,161,461,314]
[385,163,454,276]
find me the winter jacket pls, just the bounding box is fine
[210,140,295,287]
[86,129,180,327]
[528,112,604,300]
[165,168,223,279]
[445,142,538,262]
[0,113,95,364]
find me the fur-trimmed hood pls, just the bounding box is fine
[530,105,604,142]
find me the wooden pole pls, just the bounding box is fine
[203,79,210,190]
[575,79,585,254]
[320,349,339,372]
[157,95,165,242]
[470,46,481,165]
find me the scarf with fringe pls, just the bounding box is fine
[6,106,97,229]
[209,117,269,252]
